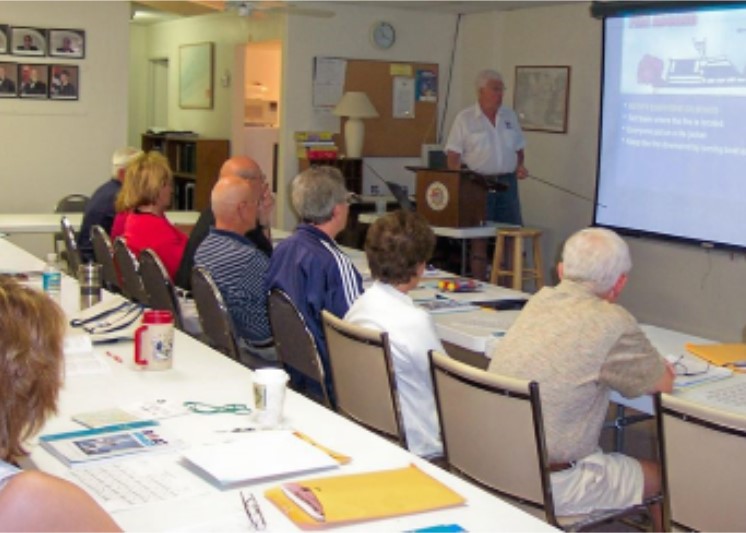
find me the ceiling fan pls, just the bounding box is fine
[223,1,335,19]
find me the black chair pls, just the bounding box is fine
[53,193,89,261]
[91,225,120,292]
[112,237,149,305]
[139,249,184,330]
[190,266,268,369]
[267,288,332,408]
[60,216,82,275]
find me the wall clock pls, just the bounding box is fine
[370,21,395,50]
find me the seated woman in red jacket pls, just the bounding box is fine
[112,151,187,280]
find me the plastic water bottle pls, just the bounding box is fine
[42,252,62,302]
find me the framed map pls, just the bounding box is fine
[179,42,213,109]
[514,66,570,133]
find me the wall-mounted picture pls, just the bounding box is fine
[11,27,46,57]
[49,28,85,59]
[514,65,570,133]
[50,64,78,100]
[0,25,9,55]
[179,42,214,109]
[0,62,17,97]
[18,63,48,98]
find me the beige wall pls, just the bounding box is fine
[454,2,745,342]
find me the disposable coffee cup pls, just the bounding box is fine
[252,368,289,428]
[78,263,102,310]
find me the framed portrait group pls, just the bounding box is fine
[0,25,84,101]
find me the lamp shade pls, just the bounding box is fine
[332,91,379,118]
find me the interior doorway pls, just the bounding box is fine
[149,58,169,128]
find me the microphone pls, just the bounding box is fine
[525,173,606,208]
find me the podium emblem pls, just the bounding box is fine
[426,181,449,212]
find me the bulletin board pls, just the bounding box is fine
[321,58,439,157]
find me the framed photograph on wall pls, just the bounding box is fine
[18,63,48,98]
[513,65,570,133]
[179,42,214,109]
[0,25,9,55]
[0,61,18,97]
[50,64,78,100]
[49,28,85,59]
[11,27,46,57]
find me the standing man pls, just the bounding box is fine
[175,156,274,290]
[488,228,674,529]
[77,147,142,262]
[266,166,363,399]
[445,69,528,280]
[194,175,276,365]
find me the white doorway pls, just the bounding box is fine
[149,58,169,128]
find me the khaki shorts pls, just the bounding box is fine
[550,448,644,516]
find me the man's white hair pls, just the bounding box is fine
[475,69,504,92]
[561,227,632,295]
[111,147,142,177]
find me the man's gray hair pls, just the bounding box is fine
[475,69,504,91]
[111,147,142,177]
[291,166,348,225]
[561,228,632,295]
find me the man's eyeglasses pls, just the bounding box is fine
[241,492,266,530]
[183,401,252,415]
[671,355,710,377]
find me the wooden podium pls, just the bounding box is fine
[413,169,488,228]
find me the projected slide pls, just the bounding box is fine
[596,5,746,250]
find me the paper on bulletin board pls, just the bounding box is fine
[416,69,438,102]
[393,76,415,119]
[313,57,347,108]
[390,63,413,76]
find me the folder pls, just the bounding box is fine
[686,343,746,373]
[265,464,465,528]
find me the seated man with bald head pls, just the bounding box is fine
[194,174,276,364]
[175,156,275,290]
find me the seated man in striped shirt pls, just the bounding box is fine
[194,173,276,364]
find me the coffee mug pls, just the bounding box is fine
[252,368,289,428]
[134,310,174,370]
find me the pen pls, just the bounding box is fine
[105,351,123,364]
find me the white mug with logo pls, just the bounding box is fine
[252,368,289,428]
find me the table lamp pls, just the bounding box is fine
[333,91,379,158]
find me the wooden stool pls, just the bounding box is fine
[489,227,545,291]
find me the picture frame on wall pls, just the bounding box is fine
[179,42,214,109]
[49,64,78,100]
[0,61,18,97]
[48,28,85,59]
[513,65,570,133]
[0,25,9,55]
[11,27,46,57]
[18,63,48,98]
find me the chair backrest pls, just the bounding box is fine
[267,288,330,406]
[60,216,82,275]
[112,237,149,305]
[54,193,89,213]
[191,266,240,361]
[91,225,120,292]
[429,350,554,519]
[140,248,183,330]
[321,310,406,447]
[656,392,746,531]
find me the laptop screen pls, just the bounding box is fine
[384,181,414,212]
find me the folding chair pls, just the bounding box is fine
[656,391,746,531]
[91,225,120,292]
[112,237,149,305]
[139,248,184,330]
[60,216,82,275]
[430,350,658,531]
[267,288,332,408]
[53,193,89,263]
[322,310,406,448]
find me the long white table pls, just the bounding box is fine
[0,237,552,532]
[0,211,200,235]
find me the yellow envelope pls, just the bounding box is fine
[265,463,465,528]
[686,343,746,373]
